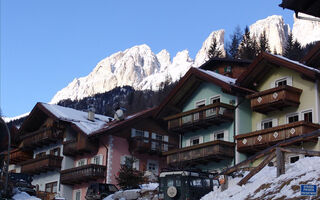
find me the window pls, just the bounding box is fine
[276,78,287,86]
[156,134,163,141]
[77,159,87,167]
[191,137,200,145]
[289,156,300,164]
[195,99,206,108]
[224,66,232,73]
[147,160,159,174]
[45,181,57,193]
[50,147,60,156]
[287,113,299,123]
[121,156,139,170]
[210,96,220,104]
[74,190,81,200]
[91,155,103,165]
[216,132,224,140]
[302,110,313,123]
[261,120,272,129]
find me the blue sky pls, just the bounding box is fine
[1,0,294,117]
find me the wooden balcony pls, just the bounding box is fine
[5,148,33,164]
[36,191,56,200]
[236,121,320,153]
[21,127,64,150]
[247,85,302,114]
[60,164,106,185]
[20,154,63,175]
[129,136,173,155]
[164,103,235,133]
[63,139,98,156]
[163,140,235,166]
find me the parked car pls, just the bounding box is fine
[85,183,118,200]
[9,172,36,196]
[158,170,219,200]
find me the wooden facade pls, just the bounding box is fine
[236,121,320,153]
[63,139,98,156]
[20,127,64,150]
[129,136,173,154]
[36,191,56,200]
[163,140,235,166]
[60,164,106,185]
[20,154,63,174]
[5,148,33,164]
[164,102,235,133]
[247,85,302,114]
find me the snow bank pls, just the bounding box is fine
[12,192,40,200]
[201,157,320,200]
[104,183,159,200]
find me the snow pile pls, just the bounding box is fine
[104,183,159,200]
[12,191,40,200]
[201,157,320,200]
[41,103,112,135]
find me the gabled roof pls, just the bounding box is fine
[19,102,112,136]
[154,67,253,119]
[279,0,320,18]
[90,107,157,138]
[237,52,320,88]
[301,41,320,68]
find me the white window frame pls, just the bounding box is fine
[286,112,299,124]
[74,189,81,200]
[190,136,203,146]
[210,95,220,104]
[76,158,87,167]
[147,160,159,174]
[274,76,292,87]
[120,155,139,170]
[91,154,103,165]
[288,155,301,164]
[301,109,313,123]
[194,99,206,108]
[261,119,273,130]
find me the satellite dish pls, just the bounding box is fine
[114,109,124,121]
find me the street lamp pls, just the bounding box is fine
[0,117,10,197]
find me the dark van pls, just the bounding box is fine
[85,183,118,200]
[158,170,219,200]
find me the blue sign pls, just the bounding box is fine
[301,184,317,196]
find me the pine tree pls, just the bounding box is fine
[258,30,270,53]
[239,26,258,60]
[208,38,223,59]
[227,26,242,59]
[283,33,303,60]
[115,157,144,190]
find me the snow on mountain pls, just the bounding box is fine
[50,15,320,104]
[194,29,225,67]
[249,15,290,54]
[292,13,320,47]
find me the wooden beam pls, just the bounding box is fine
[276,147,285,177]
[279,147,320,157]
[238,152,276,186]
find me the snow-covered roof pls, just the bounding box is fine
[41,103,112,135]
[197,68,236,84]
[274,54,320,73]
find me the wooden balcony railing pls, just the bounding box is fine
[63,139,98,156]
[36,191,56,200]
[163,140,235,166]
[20,154,63,175]
[60,164,106,185]
[247,85,302,114]
[129,136,174,154]
[164,103,235,132]
[21,127,63,150]
[235,121,320,153]
[4,148,33,164]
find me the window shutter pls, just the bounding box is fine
[163,144,168,151]
[224,130,229,141]
[84,159,87,165]
[287,76,293,86]
[163,135,169,142]
[270,81,275,88]
[185,139,190,147]
[210,133,215,141]
[131,128,136,137]
[272,118,278,127]
[199,136,204,144]
[144,131,149,138]
[152,133,156,139]
[256,122,261,131]
[133,159,139,170]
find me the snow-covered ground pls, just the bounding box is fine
[201,156,320,200]
[12,191,40,200]
[104,183,159,200]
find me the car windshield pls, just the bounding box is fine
[108,185,118,192]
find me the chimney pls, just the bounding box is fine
[114,106,125,121]
[88,106,95,121]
